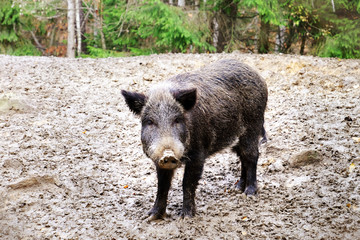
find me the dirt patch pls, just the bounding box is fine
[0,53,359,239]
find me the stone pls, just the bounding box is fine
[290,150,322,168]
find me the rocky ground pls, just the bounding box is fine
[0,53,359,239]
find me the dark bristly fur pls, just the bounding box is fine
[121,59,268,220]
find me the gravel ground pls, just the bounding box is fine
[0,53,359,239]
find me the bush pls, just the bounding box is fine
[0,0,20,53]
[318,18,360,59]
[81,46,128,58]
[0,0,42,56]
[100,0,215,55]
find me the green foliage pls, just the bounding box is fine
[318,18,360,59]
[0,41,41,56]
[283,1,325,42]
[1,0,360,58]
[0,0,42,56]
[12,43,42,56]
[99,0,215,55]
[81,46,128,58]
[17,0,64,19]
[210,0,240,16]
[134,0,213,53]
[242,0,283,25]
[314,0,360,59]
[0,0,20,45]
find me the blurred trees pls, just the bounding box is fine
[0,0,41,55]
[89,0,214,56]
[67,0,75,57]
[66,0,84,57]
[0,0,21,53]
[1,0,359,58]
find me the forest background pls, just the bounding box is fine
[1,0,360,59]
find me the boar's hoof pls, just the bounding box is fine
[148,214,163,221]
[236,180,257,196]
[235,179,246,192]
[158,150,180,170]
[180,208,195,219]
[244,185,257,196]
[148,211,166,221]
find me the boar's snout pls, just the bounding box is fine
[158,149,181,170]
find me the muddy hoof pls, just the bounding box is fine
[148,209,166,221]
[244,186,257,196]
[235,179,246,192]
[180,209,195,219]
[148,212,166,221]
[148,215,162,221]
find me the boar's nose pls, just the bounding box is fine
[158,149,180,170]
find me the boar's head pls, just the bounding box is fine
[121,87,196,170]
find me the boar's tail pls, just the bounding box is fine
[260,126,267,144]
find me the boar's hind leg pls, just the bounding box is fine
[233,131,260,195]
[181,158,205,218]
[148,168,174,220]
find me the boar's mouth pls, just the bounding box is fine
[157,149,181,170]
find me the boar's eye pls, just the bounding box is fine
[143,119,155,126]
[174,117,184,124]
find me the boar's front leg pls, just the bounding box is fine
[148,167,174,220]
[181,156,205,218]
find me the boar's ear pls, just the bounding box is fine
[172,88,197,111]
[121,90,146,115]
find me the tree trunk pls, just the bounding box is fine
[94,0,106,50]
[300,34,306,55]
[212,16,219,50]
[99,0,106,50]
[254,15,259,52]
[258,16,270,53]
[67,0,76,58]
[75,0,82,56]
[194,0,199,9]
[216,16,227,52]
[212,0,237,53]
[30,31,45,52]
[284,19,295,53]
[275,25,286,53]
[178,0,185,7]
[331,0,335,12]
[80,0,87,54]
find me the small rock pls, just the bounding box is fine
[269,160,285,172]
[0,93,34,112]
[289,150,322,168]
[2,159,23,169]
[8,175,57,189]
[142,75,153,81]
[285,175,311,188]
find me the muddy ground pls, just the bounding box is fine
[0,53,359,239]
